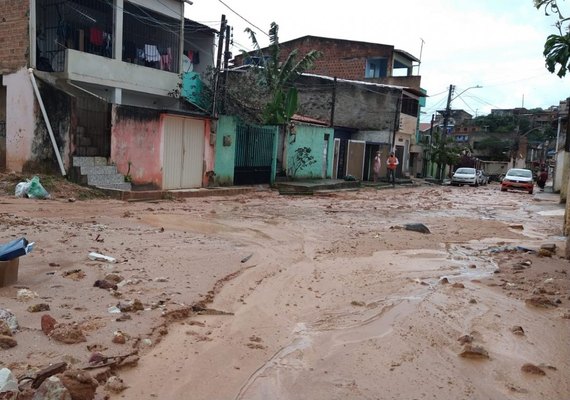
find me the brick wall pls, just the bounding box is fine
[234,36,395,82]
[0,0,30,73]
[279,37,394,81]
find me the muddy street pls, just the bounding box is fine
[1,183,569,400]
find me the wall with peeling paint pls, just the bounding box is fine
[111,105,163,189]
[111,105,213,189]
[3,69,36,172]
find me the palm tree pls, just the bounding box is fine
[245,23,321,124]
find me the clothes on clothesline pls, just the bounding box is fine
[160,48,172,71]
[144,44,160,62]
[89,26,104,46]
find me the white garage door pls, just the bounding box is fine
[163,116,205,189]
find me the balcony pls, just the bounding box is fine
[65,49,179,97]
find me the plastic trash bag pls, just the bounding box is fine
[14,181,31,198]
[27,176,50,199]
[0,237,34,261]
[14,176,50,199]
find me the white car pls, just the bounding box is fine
[501,168,534,194]
[451,167,478,186]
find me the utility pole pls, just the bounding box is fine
[442,84,454,138]
[220,24,231,114]
[438,84,454,180]
[211,14,227,117]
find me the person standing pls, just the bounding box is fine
[386,151,399,186]
[372,151,382,182]
[537,167,548,191]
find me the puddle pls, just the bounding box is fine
[538,209,565,217]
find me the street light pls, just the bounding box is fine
[443,84,482,136]
[452,85,483,102]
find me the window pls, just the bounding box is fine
[365,58,387,78]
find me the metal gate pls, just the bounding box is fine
[234,124,275,185]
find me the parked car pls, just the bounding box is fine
[500,168,534,194]
[476,170,489,186]
[451,167,478,186]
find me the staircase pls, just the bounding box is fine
[72,156,132,191]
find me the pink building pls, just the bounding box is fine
[1,0,216,190]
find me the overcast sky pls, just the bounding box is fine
[186,0,568,121]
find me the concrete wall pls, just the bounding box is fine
[111,105,163,188]
[285,124,334,179]
[66,50,180,97]
[214,115,237,186]
[296,75,401,131]
[0,0,29,73]
[553,151,567,193]
[34,79,72,172]
[352,130,391,144]
[2,69,36,172]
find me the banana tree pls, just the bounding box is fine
[245,23,321,124]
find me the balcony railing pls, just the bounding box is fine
[36,0,180,73]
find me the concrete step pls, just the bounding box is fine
[73,156,108,167]
[87,173,126,186]
[80,165,117,175]
[96,182,132,191]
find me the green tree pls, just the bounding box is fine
[430,130,461,180]
[245,23,321,124]
[534,0,570,77]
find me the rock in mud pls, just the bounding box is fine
[93,280,117,291]
[521,363,546,376]
[59,369,98,400]
[540,243,556,252]
[0,320,12,336]
[28,303,51,313]
[41,315,57,335]
[538,248,553,257]
[404,223,431,234]
[440,277,450,284]
[0,335,17,349]
[17,289,38,301]
[457,335,473,345]
[511,326,525,335]
[459,344,489,359]
[104,273,123,284]
[33,376,72,400]
[0,309,18,332]
[112,331,127,344]
[452,282,465,289]
[105,376,127,393]
[0,367,19,398]
[49,324,87,344]
[525,296,557,308]
[117,299,144,312]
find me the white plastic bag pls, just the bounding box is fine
[88,252,117,263]
[15,181,31,198]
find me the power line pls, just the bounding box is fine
[216,0,269,38]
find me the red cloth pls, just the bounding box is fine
[90,27,104,46]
